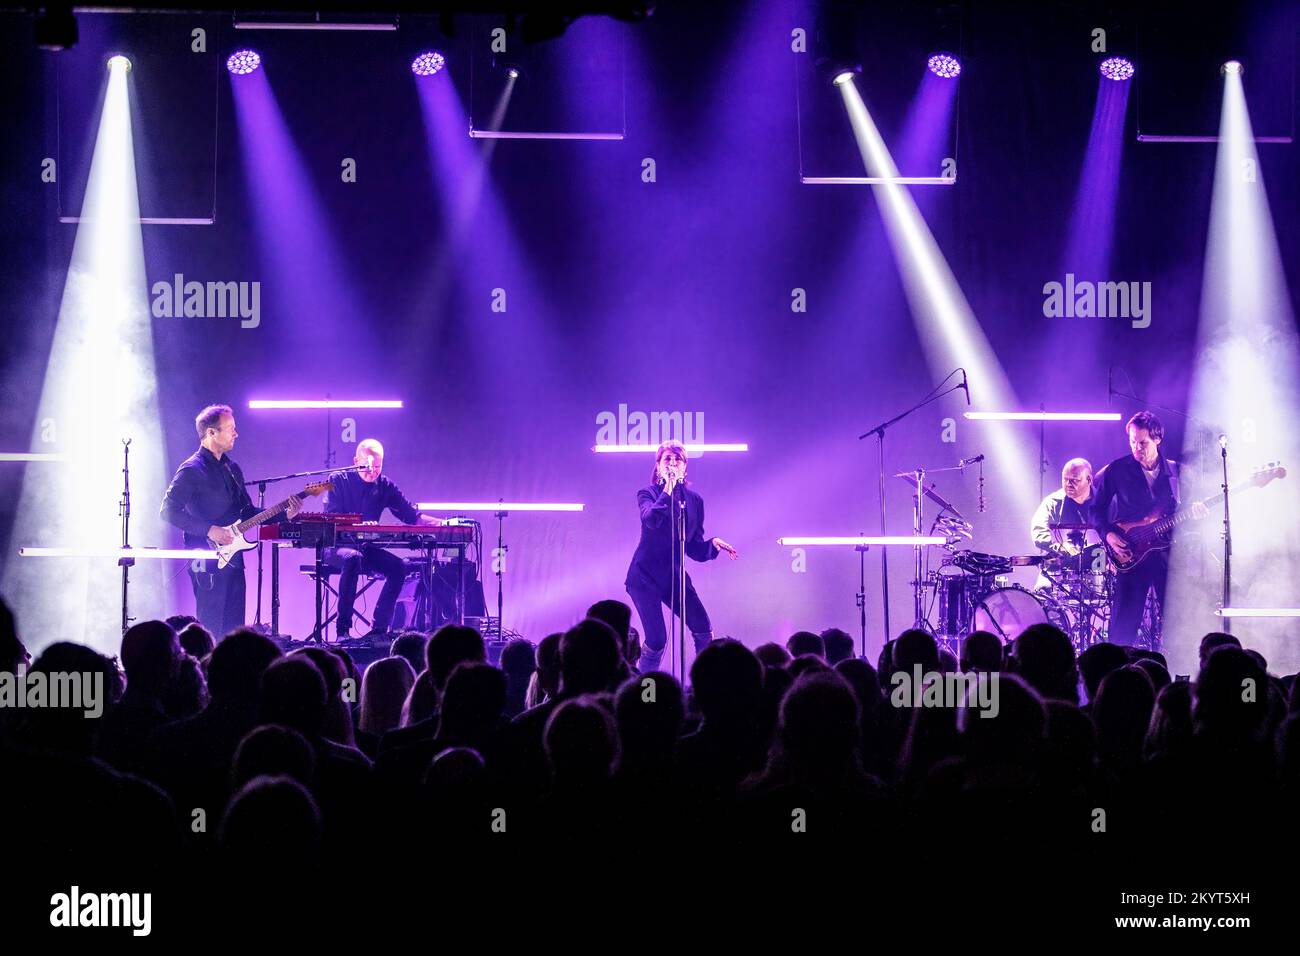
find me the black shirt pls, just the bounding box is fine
[324,471,420,524]
[160,447,257,550]
[1092,454,1181,539]
[625,482,719,592]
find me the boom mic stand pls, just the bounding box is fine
[860,371,967,642]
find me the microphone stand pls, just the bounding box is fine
[119,438,134,634]
[673,481,688,684]
[855,540,869,659]
[1220,440,1232,633]
[859,376,966,642]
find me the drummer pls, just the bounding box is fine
[1030,458,1102,590]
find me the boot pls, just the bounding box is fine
[638,645,663,673]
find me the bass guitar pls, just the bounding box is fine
[1104,464,1285,573]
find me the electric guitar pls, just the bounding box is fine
[1103,464,1285,573]
[209,481,332,569]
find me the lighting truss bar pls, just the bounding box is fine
[776,536,950,546]
[417,502,585,512]
[19,547,218,559]
[593,444,748,453]
[59,217,214,225]
[248,400,403,409]
[469,129,625,141]
[964,412,1122,422]
[801,176,957,185]
[1215,607,1300,618]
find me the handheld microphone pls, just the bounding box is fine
[1218,434,1228,449]
[959,454,985,467]
[960,369,971,406]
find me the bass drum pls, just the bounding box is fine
[972,585,1063,642]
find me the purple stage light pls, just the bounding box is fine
[1099,56,1134,81]
[247,399,403,409]
[776,536,948,547]
[927,53,961,79]
[226,50,262,75]
[411,51,445,76]
[417,502,585,512]
[964,411,1121,422]
[592,443,749,453]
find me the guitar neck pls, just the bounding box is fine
[1151,479,1254,535]
[235,492,304,535]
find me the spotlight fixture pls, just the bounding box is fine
[927,52,962,78]
[34,6,78,51]
[832,67,859,87]
[105,54,132,73]
[411,50,445,76]
[506,66,521,80]
[1220,59,1244,75]
[1099,56,1134,81]
[226,49,262,75]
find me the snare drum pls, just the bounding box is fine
[972,585,1060,641]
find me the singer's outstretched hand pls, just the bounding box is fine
[713,537,739,560]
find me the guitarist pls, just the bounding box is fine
[1092,411,1206,646]
[161,404,301,637]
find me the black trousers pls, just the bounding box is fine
[627,577,712,655]
[332,545,406,633]
[1109,554,1168,646]
[189,561,246,638]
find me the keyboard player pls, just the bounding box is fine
[325,439,442,640]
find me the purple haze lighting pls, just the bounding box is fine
[1099,56,1134,81]
[927,53,961,79]
[411,51,445,76]
[226,50,262,75]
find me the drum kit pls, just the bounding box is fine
[898,464,1119,653]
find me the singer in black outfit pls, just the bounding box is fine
[325,438,441,639]
[1092,411,1205,646]
[161,405,298,637]
[625,440,738,672]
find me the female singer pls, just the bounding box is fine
[624,439,738,672]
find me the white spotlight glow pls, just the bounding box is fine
[106,54,132,72]
[1166,63,1300,675]
[832,70,857,87]
[834,80,1041,524]
[1,55,167,654]
[1220,60,1244,75]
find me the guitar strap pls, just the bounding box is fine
[1165,458,1180,508]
